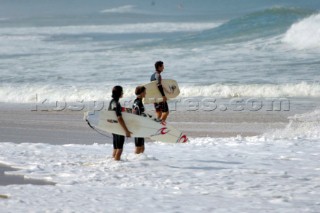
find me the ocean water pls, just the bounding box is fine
[0,0,320,103]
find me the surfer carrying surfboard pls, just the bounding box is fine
[151,61,169,122]
[108,86,132,161]
[132,86,146,154]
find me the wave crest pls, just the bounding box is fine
[181,7,313,44]
[1,82,320,103]
[100,5,135,14]
[180,82,320,98]
[282,13,320,50]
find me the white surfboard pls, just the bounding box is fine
[134,109,188,143]
[143,79,180,104]
[150,122,188,143]
[84,110,169,138]
[133,109,188,143]
[84,108,188,143]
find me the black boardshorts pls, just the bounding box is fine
[154,101,169,113]
[112,134,125,149]
[135,138,145,147]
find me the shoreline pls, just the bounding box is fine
[1,98,318,143]
[0,104,291,144]
[0,163,55,186]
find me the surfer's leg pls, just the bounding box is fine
[140,138,145,153]
[140,145,145,153]
[154,103,162,119]
[156,111,162,119]
[160,102,169,121]
[135,147,142,154]
[135,138,145,154]
[114,149,123,161]
[114,134,125,161]
[135,138,140,154]
[112,134,117,158]
[161,112,168,121]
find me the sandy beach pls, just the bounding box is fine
[1,99,314,144]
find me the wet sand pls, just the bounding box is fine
[1,99,318,143]
[0,163,55,186]
[0,101,303,144]
[0,103,108,145]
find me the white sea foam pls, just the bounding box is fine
[0,22,220,36]
[100,5,136,14]
[0,135,319,211]
[1,82,319,103]
[283,13,320,50]
[180,82,320,98]
[289,108,320,122]
[262,109,320,140]
[0,85,117,103]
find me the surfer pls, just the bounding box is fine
[108,86,132,161]
[132,86,147,154]
[151,61,169,122]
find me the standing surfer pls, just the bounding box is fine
[108,86,132,161]
[150,61,169,122]
[132,86,147,154]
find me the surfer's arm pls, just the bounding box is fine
[163,86,172,94]
[156,73,167,101]
[117,116,131,137]
[157,84,166,97]
[115,103,131,137]
[158,84,167,102]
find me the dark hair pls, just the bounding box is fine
[112,85,123,101]
[154,61,163,71]
[135,86,146,95]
